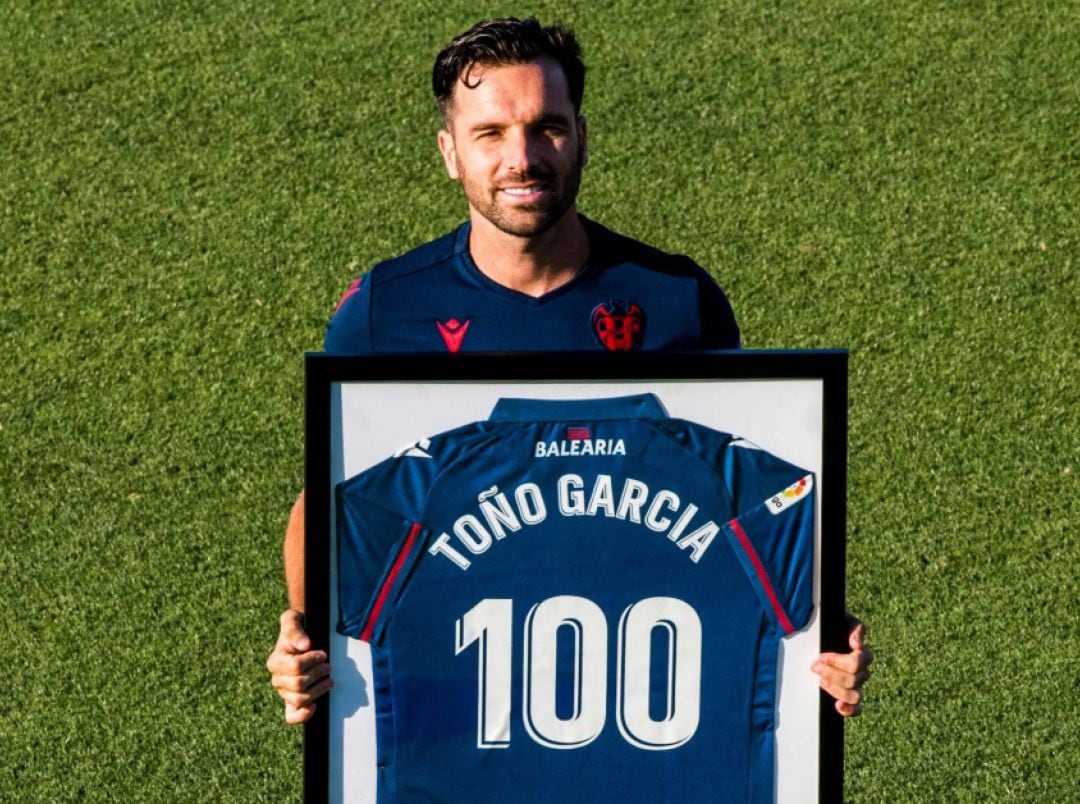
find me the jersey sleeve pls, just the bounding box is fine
[335,424,493,641]
[720,444,814,634]
[335,447,442,641]
[324,273,374,354]
[696,269,740,349]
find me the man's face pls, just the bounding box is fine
[437,58,587,238]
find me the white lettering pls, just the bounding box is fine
[667,503,699,543]
[479,492,522,540]
[429,533,472,569]
[558,474,586,516]
[455,515,492,554]
[443,475,715,568]
[645,490,680,532]
[676,522,719,563]
[586,474,616,517]
[516,483,547,524]
[616,479,649,523]
[532,439,628,458]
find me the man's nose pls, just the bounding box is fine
[503,127,542,174]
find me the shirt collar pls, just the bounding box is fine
[489,393,666,422]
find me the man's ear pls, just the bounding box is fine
[577,114,589,168]
[437,128,460,180]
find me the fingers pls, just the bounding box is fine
[266,645,328,676]
[268,607,333,723]
[815,665,864,718]
[813,629,873,718]
[270,660,333,693]
[833,699,863,718]
[274,675,335,710]
[815,646,872,677]
[813,650,871,686]
[285,702,317,725]
[280,608,312,652]
[847,616,866,652]
[267,648,334,721]
[814,664,864,704]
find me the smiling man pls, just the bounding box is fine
[268,17,871,727]
[322,19,739,354]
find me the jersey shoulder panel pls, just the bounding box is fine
[648,417,739,506]
[363,225,465,289]
[337,419,492,524]
[584,218,740,349]
[655,418,808,519]
[324,225,466,354]
[585,217,710,279]
[325,270,374,354]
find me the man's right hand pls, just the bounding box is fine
[266,608,334,724]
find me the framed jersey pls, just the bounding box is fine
[304,351,847,804]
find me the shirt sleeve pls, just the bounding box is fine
[720,445,814,634]
[324,273,374,354]
[335,449,440,641]
[696,270,741,349]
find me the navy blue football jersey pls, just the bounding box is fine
[336,394,814,804]
[325,217,739,354]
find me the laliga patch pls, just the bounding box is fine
[765,474,813,515]
[591,300,646,351]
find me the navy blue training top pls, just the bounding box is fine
[324,217,739,354]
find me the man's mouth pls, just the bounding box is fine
[499,183,548,199]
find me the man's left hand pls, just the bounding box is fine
[812,614,873,717]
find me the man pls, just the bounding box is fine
[268,17,870,726]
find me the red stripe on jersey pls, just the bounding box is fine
[360,522,423,642]
[567,427,591,440]
[728,518,795,635]
[334,276,363,312]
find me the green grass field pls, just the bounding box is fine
[1,1,1076,800]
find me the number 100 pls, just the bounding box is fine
[455,595,702,751]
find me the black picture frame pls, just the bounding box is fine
[304,350,847,803]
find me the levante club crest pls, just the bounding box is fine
[591,300,646,351]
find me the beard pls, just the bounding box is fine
[457,147,584,238]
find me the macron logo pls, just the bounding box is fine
[436,318,471,352]
[393,437,433,459]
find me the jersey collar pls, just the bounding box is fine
[489,394,667,422]
[453,216,602,306]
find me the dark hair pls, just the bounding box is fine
[432,17,585,121]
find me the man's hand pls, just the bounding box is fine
[266,608,334,724]
[812,614,873,717]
